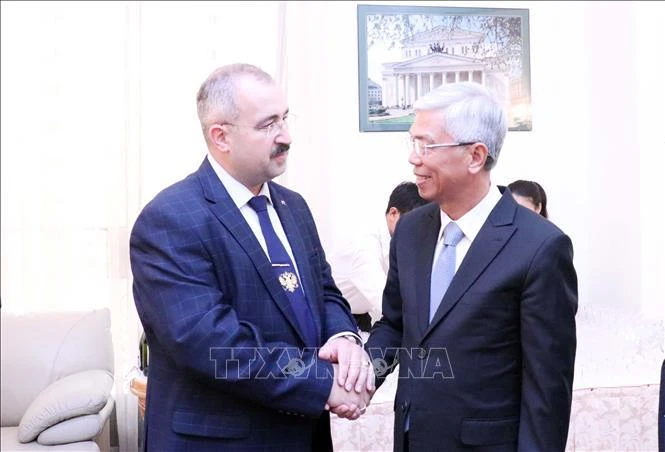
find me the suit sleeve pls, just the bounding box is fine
[130,202,333,418]
[296,197,358,339]
[519,232,578,451]
[319,256,359,339]
[365,222,404,386]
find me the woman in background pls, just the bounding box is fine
[508,179,548,218]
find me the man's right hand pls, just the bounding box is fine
[325,364,373,420]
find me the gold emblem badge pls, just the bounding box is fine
[279,271,299,292]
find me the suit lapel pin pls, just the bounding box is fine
[280,200,286,206]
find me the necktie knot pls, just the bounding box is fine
[443,222,464,247]
[248,195,269,213]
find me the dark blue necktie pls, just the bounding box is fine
[247,195,318,346]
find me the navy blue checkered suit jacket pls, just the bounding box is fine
[130,158,356,451]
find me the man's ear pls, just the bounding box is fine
[468,143,489,174]
[385,207,401,236]
[208,124,231,153]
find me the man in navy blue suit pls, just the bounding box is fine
[366,82,578,451]
[130,63,373,451]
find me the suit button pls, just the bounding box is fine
[401,401,408,412]
[417,348,427,359]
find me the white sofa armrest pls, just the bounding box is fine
[18,370,114,444]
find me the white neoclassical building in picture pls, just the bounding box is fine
[376,26,522,125]
[381,52,487,108]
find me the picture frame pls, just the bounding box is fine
[357,4,531,132]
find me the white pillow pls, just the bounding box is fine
[37,398,115,445]
[18,370,113,443]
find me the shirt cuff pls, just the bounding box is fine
[327,331,363,346]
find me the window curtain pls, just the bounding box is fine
[2,2,283,450]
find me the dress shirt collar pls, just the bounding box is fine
[207,153,273,208]
[438,184,502,243]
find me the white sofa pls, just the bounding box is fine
[1,308,115,451]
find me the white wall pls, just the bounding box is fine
[1,1,664,442]
[282,1,665,388]
[0,2,281,449]
[283,0,663,310]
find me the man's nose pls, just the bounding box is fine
[408,149,421,165]
[275,124,292,144]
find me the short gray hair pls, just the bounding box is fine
[413,82,507,170]
[196,63,273,136]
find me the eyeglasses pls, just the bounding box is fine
[407,136,476,157]
[223,114,295,138]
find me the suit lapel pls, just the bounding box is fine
[196,160,309,345]
[424,191,517,340]
[269,184,322,342]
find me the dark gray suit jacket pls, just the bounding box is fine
[367,188,578,451]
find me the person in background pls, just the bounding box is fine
[330,182,428,334]
[130,63,373,451]
[659,359,665,452]
[366,82,578,451]
[508,179,548,218]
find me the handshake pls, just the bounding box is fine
[318,336,376,420]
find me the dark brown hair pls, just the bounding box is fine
[508,180,548,218]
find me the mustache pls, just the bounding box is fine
[270,144,290,158]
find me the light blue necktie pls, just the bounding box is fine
[429,221,464,323]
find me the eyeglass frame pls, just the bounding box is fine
[407,136,477,157]
[220,113,295,138]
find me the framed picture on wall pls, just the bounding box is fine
[357,4,531,132]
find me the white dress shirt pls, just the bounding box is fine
[207,154,300,276]
[330,219,391,323]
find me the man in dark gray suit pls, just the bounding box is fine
[366,82,578,451]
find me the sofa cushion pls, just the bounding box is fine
[1,427,100,451]
[37,397,114,445]
[18,370,113,443]
[1,308,113,427]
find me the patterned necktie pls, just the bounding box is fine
[247,195,318,346]
[429,221,465,323]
